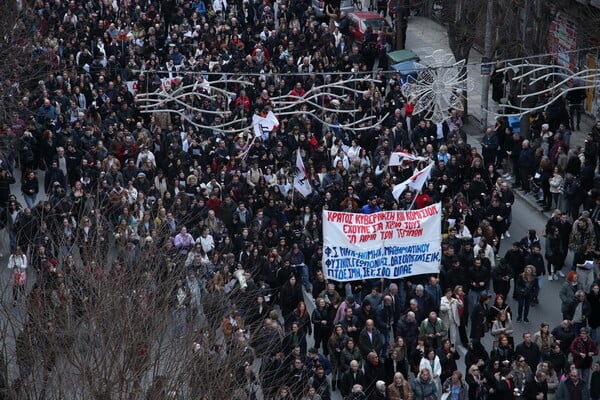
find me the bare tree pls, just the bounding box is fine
[0,1,52,126]
[440,0,484,120]
[0,220,287,399]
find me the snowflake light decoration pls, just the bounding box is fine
[402,49,470,124]
[493,62,600,118]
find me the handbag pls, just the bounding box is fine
[14,270,26,286]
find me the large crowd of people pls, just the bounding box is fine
[1,0,600,399]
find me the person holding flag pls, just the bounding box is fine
[392,162,435,202]
[293,150,312,198]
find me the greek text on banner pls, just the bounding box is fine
[322,204,442,281]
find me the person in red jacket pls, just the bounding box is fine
[570,327,599,384]
[289,82,306,100]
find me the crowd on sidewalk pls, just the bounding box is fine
[1,0,600,399]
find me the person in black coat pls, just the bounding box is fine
[495,368,519,400]
[312,298,333,356]
[491,259,513,299]
[341,360,366,398]
[384,346,409,384]
[363,352,385,399]
[591,362,600,400]
[588,283,600,339]
[503,241,526,279]
[514,332,542,373]
[0,168,16,208]
[470,294,489,344]
[279,275,304,329]
[551,320,576,357]
[44,160,67,195]
[523,370,549,400]
[437,338,460,384]
[464,341,490,374]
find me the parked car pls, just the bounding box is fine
[313,0,354,17]
[346,11,384,43]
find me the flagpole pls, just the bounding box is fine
[409,190,419,210]
[291,184,295,207]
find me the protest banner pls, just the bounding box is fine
[322,203,442,281]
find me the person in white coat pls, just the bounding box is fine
[419,348,442,397]
[8,246,27,306]
[439,288,463,346]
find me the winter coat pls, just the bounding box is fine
[556,376,590,400]
[588,290,600,329]
[569,336,598,369]
[514,275,538,301]
[559,282,580,315]
[441,377,468,400]
[358,327,384,359]
[411,374,438,400]
[419,317,448,349]
[388,379,414,400]
[439,296,462,329]
[470,303,487,340]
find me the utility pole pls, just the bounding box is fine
[480,0,494,129]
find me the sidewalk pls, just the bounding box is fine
[404,16,595,150]
[404,16,595,216]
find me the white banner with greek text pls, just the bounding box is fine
[322,204,442,281]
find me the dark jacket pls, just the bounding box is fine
[341,369,366,398]
[396,314,419,349]
[518,146,536,170]
[523,376,548,400]
[515,341,541,372]
[556,377,590,400]
[470,303,488,340]
[358,327,383,359]
[412,375,437,400]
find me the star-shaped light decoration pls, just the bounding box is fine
[402,49,470,124]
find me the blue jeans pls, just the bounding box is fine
[295,264,310,289]
[24,194,37,209]
[469,289,487,311]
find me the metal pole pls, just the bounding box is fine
[481,0,494,129]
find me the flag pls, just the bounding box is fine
[293,151,312,197]
[392,181,408,201]
[392,162,434,201]
[389,151,429,166]
[252,111,279,138]
[408,162,434,192]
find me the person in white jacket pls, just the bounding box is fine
[8,246,27,306]
[439,288,463,347]
[419,348,442,397]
